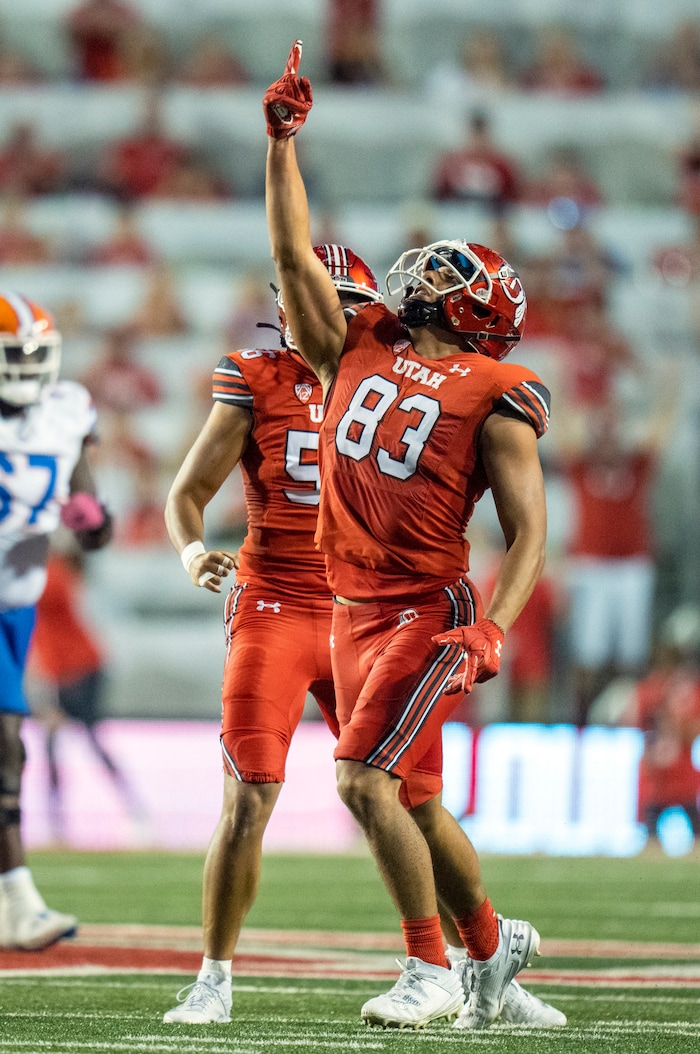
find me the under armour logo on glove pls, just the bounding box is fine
[263,40,313,139]
[432,618,505,696]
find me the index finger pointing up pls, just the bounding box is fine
[285,39,303,77]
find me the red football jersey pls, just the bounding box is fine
[567,451,655,559]
[212,347,327,593]
[316,304,550,598]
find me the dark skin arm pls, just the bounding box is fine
[478,412,547,632]
[68,439,113,550]
[165,400,252,593]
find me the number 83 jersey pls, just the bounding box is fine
[317,303,551,599]
[0,380,96,609]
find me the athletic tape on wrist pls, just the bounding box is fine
[181,540,206,573]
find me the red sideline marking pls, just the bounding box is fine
[0,944,396,979]
[2,944,700,988]
[70,925,700,960]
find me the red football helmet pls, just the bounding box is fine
[312,244,383,303]
[275,244,383,349]
[0,290,61,406]
[386,241,526,359]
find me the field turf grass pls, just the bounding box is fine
[1,849,699,1053]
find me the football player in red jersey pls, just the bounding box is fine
[162,249,384,1024]
[263,42,556,1032]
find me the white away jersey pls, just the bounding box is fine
[0,381,96,609]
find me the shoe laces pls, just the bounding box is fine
[174,980,225,1013]
[386,959,433,1004]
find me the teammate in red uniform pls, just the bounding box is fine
[263,42,553,1031]
[162,272,342,1025]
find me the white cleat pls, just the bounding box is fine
[501,979,567,1027]
[0,908,78,951]
[361,956,464,1030]
[163,976,232,1024]
[454,916,540,1030]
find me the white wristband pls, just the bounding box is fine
[181,540,206,573]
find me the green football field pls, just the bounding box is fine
[1,849,699,1053]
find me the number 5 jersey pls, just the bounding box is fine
[212,345,328,596]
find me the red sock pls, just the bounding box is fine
[455,898,499,961]
[400,915,449,969]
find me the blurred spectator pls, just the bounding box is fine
[115,457,169,547]
[651,215,700,286]
[547,222,625,313]
[177,33,250,87]
[87,201,157,266]
[643,20,700,94]
[149,153,232,202]
[95,92,187,198]
[429,110,521,215]
[517,253,563,341]
[80,325,162,413]
[28,539,149,843]
[119,22,171,87]
[325,0,387,86]
[64,0,142,82]
[524,145,604,212]
[650,214,700,346]
[556,300,638,409]
[520,26,605,95]
[655,207,700,338]
[88,411,164,534]
[425,29,515,102]
[558,384,677,726]
[52,298,89,341]
[619,604,700,840]
[127,262,189,337]
[0,195,53,265]
[0,121,66,197]
[0,41,40,85]
[223,272,280,351]
[676,125,700,216]
[592,605,700,840]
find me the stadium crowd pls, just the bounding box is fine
[1,0,700,736]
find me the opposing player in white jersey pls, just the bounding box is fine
[0,291,112,951]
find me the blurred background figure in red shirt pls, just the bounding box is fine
[28,537,148,844]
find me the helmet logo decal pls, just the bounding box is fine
[497,264,526,329]
[498,264,525,306]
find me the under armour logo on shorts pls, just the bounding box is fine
[256,600,281,613]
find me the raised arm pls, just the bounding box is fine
[165,401,251,593]
[264,41,346,391]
